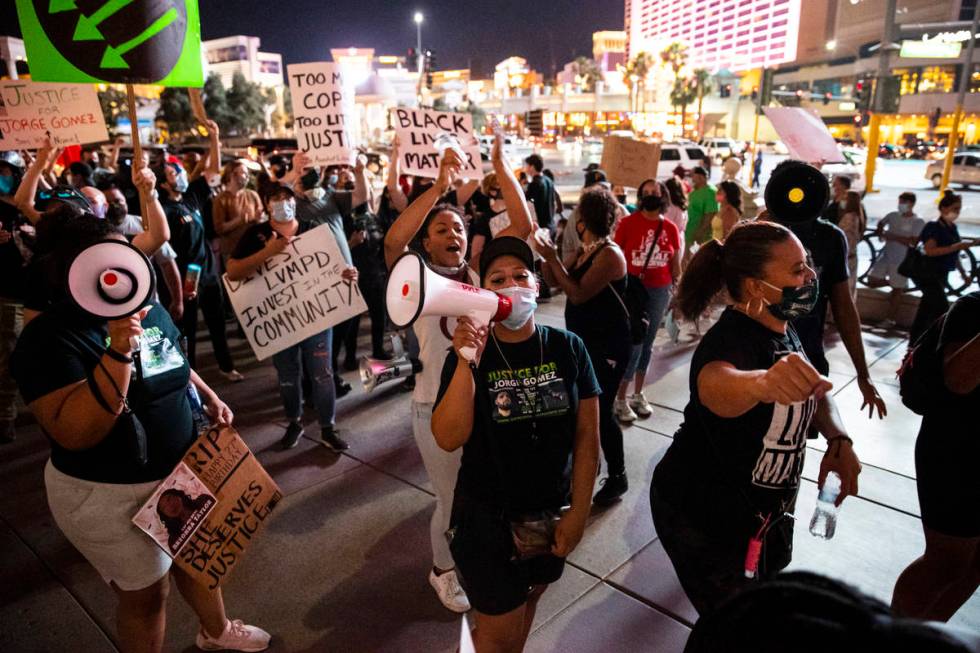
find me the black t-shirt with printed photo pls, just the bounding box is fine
[161,178,215,282]
[789,219,849,375]
[436,325,600,514]
[653,309,815,557]
[11,301,194,484]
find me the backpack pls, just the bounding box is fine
[897,313,947,415]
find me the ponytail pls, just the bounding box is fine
[675,221,794,321]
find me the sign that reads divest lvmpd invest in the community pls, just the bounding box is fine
[0,80,108,149]
[391,107,483,178]
[15,0,203,86]
[287,62,356,166]
[223,224,367,361]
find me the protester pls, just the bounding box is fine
[684,166,719,264]
[213,160,264,259]
[613,180,682,423]
[226,183,356,452]
[769,160,886,422]
[909,191,977,343]
[469,172,503,271]
[893,291,980,622]
[821,175,851,226]
[560,168,627,261]
[431,236,599,652]
[523,154,556,301]
[867,192,925,328]
[837,189,867,301]
[342,197,390,363]
[664,177,688,244]
[652,221,862,615]
[0,151,28,444]
[10,214,270,653]
[712,180,742,241]
[156,122,244,383]
[384,131,532,614]
[534,186,631,505]
[68,161,96,189]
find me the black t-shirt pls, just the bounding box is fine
[0,199,29,301]
[161,181,215,282]
[435,325,600,514]
[185,175,217,240]
[345,209,387,284]
[11,301,195,484]
[938,291,980,411]
[919,219,961,272]
[653,309,814,550]
[789,219,849,375]
[229,220,315,261]
[525,174,556,229]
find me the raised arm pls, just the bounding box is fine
[386,136,408,212]
[14,139,53,224]
[383,149,461,269]
[492,128,534,240]
[352,154,370,209]
[107,136,125,172]
[130,166,170,255]
[196,119,221,182]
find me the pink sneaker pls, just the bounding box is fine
[195,619,271,652]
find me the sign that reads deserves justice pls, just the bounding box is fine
[600,136,662,188]
[223,224,367,360]
[0,80,108,150]
[287,62,356,166]
[391,108,482,178]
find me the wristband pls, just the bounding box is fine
[104,347,133,364]
[826,435,853,448]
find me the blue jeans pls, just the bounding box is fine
[624,285,672,379]
[272,329,335,427]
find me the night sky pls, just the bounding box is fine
[2,0,625,78]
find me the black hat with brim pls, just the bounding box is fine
[479,236,535,284]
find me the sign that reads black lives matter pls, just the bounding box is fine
[391,107,483,178]
[223,224,367,360]
[287,62,356,166]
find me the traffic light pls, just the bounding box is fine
[751,86,759,101]
[719,83,732,98]
[408,47,416,71]
[855,78,872,111]
[526,109,544,137]
[823,92,832,105]
[424,50,435,88]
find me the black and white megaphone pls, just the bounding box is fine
[386,251,512,362]
[360,356,423,392]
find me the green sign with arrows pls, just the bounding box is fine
[15,0,203,86]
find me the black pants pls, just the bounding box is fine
[344,276,387,359]
[909,274,948,344]
[583,334,631,476]
[181,278,234,373]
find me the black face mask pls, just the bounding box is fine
[640,194,663,212]
[300,169,320,190]
[106,202,128,226]
[616,194,627,205]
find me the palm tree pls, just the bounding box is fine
[670,77,698,138]
[690,68,713,138]
[622,51,655,111]
[574,56,603,92]
[660,42,689,131]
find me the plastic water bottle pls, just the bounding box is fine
[809,471,841,539]
[186,383,210,435]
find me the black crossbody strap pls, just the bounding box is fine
[638,219,665,280]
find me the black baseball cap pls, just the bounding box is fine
[479,236,535,283]
[582,162,601,172]
[692,166,709,177]
[585,169,608,186]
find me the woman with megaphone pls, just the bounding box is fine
[431,236,600,652]
[10,215,270,653]
[383,128,533,614]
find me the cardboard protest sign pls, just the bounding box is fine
[223,224,367,361]
[763,107,845,164]
[0,80,108,150]
[133,462,217,557]
[15,0,203,86]
[600,136,661,188]
[167,426,282,589]
[391,107,482,178]
[287,62,356,166]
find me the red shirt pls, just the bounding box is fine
[613,212,680,289]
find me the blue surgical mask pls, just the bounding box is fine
[271,199,295,223]
[173,169,189,193]
[327,174,339,187]
[898,202,911,214]
[496,286,537,330]
[761,278,820,321]
[0,175,13,195]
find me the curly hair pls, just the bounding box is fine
[577,186,619,237]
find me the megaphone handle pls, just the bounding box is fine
[459,310,491,364]
[130,336,143,383]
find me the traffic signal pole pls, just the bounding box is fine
[939,1,980,195]
[748,68,767,189]
[863,0,897,194]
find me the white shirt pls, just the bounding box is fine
[878,211,925,264]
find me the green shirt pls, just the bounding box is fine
[686,185,719,245]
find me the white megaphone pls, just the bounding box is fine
[359,355,423,392]
[386,251,512,362]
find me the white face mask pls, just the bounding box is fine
[496,286,537,330]
[305,187,326,202]
[270,199,296,223]
[898,202,911,214]
[173,169,189,193]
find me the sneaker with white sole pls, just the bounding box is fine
[196,619,271,652]
[614,399,637,422]
[429,568,471,613]
[628,392,653,418]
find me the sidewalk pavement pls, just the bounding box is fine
[1,298,977,652]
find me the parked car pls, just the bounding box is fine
[926,153,980,188]
[658,143,710,179]
[698,137,743,163]
[759,140,790,155]
[823,149,866,193]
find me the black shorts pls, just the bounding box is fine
[449,500,565,616]
[916,416,980,538]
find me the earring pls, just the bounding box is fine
[749,297,766,317]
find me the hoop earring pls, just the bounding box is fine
[749,297,766,317]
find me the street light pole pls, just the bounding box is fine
[939,1,980,195]
[864,0,897,194]
[414,12,424,75]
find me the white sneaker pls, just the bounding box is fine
[429,568,471,613]
[629,393,653,418]
[196,619,270,652]
[219,369,245,383]
[614,399,637,423]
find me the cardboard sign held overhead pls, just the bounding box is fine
[223,224,367,361]
[600,136,661,188]
[0,80,108,150]
[763,107,845,164]
[15,0,203,86]
[391,107,482,178]
[287,62,357,166]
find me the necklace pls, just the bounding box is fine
[581,236,611,255]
